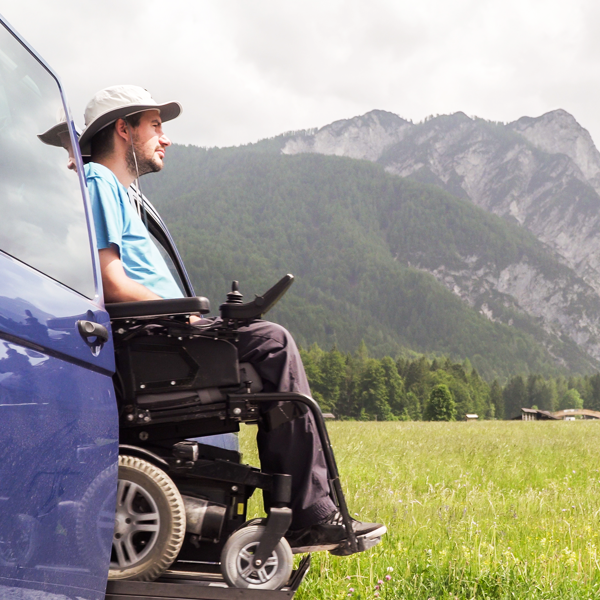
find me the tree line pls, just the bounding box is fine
[300,342,600,421]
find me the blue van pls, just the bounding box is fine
[0,14,118,600]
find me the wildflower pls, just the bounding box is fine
[378,580,384,585]
[387,567,394,572]
[386,575,392,581]
[374,593,380,598]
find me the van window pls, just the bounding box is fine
[0,27,95,298]
[149,229,187,296]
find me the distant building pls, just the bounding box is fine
[519,408,559,421]
[322,413,336,420]
[465,414,478,421]
[518,407,600,420]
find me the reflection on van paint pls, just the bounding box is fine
[0,252,114,374]
[0,338,117,592]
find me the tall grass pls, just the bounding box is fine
[240,421,600,599]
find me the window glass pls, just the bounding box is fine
[0,27,94,298]
[148,229,186,297]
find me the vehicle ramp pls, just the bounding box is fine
[105,555,310,600]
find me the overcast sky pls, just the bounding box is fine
[3,0,600,148]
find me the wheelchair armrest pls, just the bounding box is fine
[219,274,294,320]
[106,297,211,320]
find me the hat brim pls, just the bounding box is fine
[79,101,181,156]
[37,121,70,147]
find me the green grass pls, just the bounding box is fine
[239,421,600,599]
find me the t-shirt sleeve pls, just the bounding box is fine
[88,175,124,252]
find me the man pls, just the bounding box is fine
[79,85,385,553]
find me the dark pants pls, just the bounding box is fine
[233,320,336,529]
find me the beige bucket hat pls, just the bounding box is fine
[79,85,182,155]
[38,108,80,146]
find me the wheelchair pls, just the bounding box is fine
[104,275,383,591]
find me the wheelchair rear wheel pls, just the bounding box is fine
[108,455,186,581]
[220,524,293,590]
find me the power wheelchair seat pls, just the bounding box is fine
[104,275,380,591]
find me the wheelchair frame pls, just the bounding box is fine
[105,276,367,595]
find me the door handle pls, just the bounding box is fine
[77,320,109,351]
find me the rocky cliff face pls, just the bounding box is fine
[281,109,600,364]
[509,109,600,192]
[282,110,412,161]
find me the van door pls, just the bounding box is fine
[0,18,118,600]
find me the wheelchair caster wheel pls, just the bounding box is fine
[220,525,293,590]
[108,455,185,581]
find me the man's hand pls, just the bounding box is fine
[99,245,162,302]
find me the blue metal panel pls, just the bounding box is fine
[0,339,117,599]
[0,12,119,600]
[0,252,114,374]
[0,257,117,600]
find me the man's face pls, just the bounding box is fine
[57,130,77,173]
[128,109,171,176]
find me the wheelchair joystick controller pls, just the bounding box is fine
[225,281,243,304]
[220,274,295,321]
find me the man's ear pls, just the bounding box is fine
[114,118,130,143]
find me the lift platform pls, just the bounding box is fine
[105,556,311,600]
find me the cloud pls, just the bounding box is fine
[3,0,600,148]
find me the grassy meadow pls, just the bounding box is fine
[239,421,600,599]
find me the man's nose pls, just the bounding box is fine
[67,157,77,172]
[159,134,171,147]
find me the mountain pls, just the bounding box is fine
[143,144,600,380]
[277,109,600,367]
[282,109,600,294]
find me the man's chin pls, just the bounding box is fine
[151,156,164,172]
[138,158,163,176]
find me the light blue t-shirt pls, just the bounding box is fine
[85,162,184,299]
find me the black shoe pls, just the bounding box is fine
[285,510,386,554]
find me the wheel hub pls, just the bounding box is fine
[110,479,161,569]
[236,541,279,585]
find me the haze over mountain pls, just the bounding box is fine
[144,108,600,380]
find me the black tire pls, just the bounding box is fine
[76,462,118,568]
[108,455,185,581]
[220,525,293,590]
[0,513,38,566]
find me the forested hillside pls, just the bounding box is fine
[143,144,600,380]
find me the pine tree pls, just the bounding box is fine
[424,384,456,421]
[380,356,406,415]
[503,375,527,419]
[357,359,394,421]
[489,379,504,419]
[318,345,346,416]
